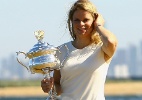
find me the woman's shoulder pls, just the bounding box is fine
[57,41,72,50]
[57,41,72,53]
[58,41,71,47]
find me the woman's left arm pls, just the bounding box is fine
[95,14,118,61]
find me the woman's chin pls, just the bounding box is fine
[77,33,86,36]
[77,30,87,35]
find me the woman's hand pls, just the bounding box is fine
[94,13,105,28]
[41,77,54,93]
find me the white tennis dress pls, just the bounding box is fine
[58,41,110,100]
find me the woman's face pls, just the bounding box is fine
[72,9,94,38]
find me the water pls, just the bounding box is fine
[106,95,142,100]
[0,96,142,100]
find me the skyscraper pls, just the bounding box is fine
[108,49,128,78]
[127,44,138,77]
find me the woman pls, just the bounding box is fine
[41,0,117,100]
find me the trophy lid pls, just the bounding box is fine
[27,30,58,54]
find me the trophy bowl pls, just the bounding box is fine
[16,30,61,74]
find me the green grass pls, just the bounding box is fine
[0,80,41,87]
[1,79,142,87]
[106,78,142,83]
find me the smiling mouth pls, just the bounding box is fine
[78,28,86,32]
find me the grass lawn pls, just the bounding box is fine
[0,79,142,97]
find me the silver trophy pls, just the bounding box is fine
[16,30,69,100]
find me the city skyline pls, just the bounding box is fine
[0,40,142,80]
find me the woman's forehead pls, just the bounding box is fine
[73,9,93,18]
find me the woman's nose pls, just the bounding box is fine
[80,21,85,26]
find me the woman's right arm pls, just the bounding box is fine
[53,69,62,95]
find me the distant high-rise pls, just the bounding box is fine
[108,49,127,78]
[127,44,138,77]
[140,41,142,55]
[116,49,127,64]
[137,41,142,76]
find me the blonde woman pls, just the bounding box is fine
[41,0,117,100]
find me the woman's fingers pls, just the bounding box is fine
[41,78,54,93]
[96,14,105,26]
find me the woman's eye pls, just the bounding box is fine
[73,18,89,23]
[73,19,80,22]
[83,19,89,22]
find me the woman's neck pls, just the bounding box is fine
[72,38,92,49]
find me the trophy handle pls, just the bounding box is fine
[16,51,29,71]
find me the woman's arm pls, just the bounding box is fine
[95,14,118,61]
[53,70,62,95]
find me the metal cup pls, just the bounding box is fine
[16,30,69,100]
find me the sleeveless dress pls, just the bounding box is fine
[58,41,110,100]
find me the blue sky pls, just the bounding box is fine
[0,0,142,59]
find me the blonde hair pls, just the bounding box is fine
[67,0,101,44]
